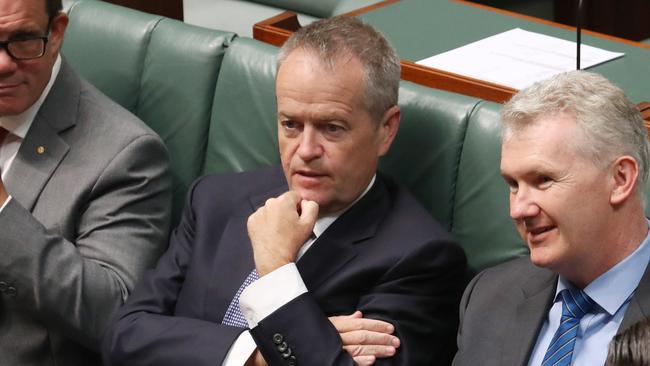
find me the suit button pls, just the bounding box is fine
[277,341,288,352]
[273,333,283,345]
[0,281,6,292]
[281,347,292,359]
[287,355,297,366]
[6,286,16,297]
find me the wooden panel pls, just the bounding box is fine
[103,0,183,20]
[253,11,298,47]
[555,0,650,42]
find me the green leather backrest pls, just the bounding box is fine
[64,0,157,111]
[454,102,528,273]
[203,38,280,175]
[381,81,477,231]
[63,0,235,224]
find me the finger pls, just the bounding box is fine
[282,190,303,205]
[333,317,395,334]
[340,330,400,348]
[353,355,376,366]
[350,310,363,319]
[330,310,362,326]
[299,199,319,226]
[344,344,397,358]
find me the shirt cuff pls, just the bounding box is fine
[240,263,307,328]
[221,331,257,366]
[0,195,11,213]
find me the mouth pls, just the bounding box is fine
[526,225,556,243]
[0,84,20,92]
[295,169,326,177]
[292,169,328,187]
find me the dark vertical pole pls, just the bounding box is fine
[577,0,583,70]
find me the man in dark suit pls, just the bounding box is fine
[103,16,466,366]
[0,0,170,365]
[453,71,650,366]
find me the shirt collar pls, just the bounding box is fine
[312,174,376,238]
[556,219,650,316]
[0,55,62,138]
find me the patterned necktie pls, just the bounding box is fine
[221,269,260,328]
[542,288,594,366]
[221,232,316,328]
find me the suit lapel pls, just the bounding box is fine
[208,214,256,318]
[297,177,388,291]
[4,62,77,211]
[503,270,557,366]
[619,262,650,332]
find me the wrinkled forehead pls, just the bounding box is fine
[0,0,50,33]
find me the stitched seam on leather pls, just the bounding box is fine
[449,100,482,234]
[134,17,164,115]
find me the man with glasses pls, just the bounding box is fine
[0,0,171,365]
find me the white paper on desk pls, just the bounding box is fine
[416,28,624,90]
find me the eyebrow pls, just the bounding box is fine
[277,113,347,123]
[6,29,45,39]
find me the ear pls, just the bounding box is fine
[377,105,400,157]
[610,155,639,205]
[48,13,69,56]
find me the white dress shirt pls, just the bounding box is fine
[221,176,376,365]
[0,56,61,211]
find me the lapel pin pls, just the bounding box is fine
[36,146,45,155]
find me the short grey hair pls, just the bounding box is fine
[277,16,401,123]
[502,71,650,198]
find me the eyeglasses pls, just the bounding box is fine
[0,36,49,60]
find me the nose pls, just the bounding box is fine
[296,126,323,162]
[509,187,540,221]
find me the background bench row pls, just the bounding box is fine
[63,0,543,275]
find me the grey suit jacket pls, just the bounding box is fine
[452,256,650,366]
[0,61,171,366]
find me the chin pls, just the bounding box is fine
[528,248,560,271]
[294,189,325,204]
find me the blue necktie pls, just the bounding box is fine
[541,288,594,366]
[221,269,260,328]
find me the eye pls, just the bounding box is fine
[537,175,553,189]
[503,177,518,194]
[281,120,297,130]
[280,120,302,137]
[322,122,346,138]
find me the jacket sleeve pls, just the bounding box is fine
[250,237,467,366]
[0,134,171,351]
[103,176,247,366]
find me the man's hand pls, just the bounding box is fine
[329,311,401,366]
[247,191,318,276]
[244,350,268,366]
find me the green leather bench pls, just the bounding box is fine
[63,0,527,275]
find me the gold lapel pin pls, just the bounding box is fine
[36,146,45,155]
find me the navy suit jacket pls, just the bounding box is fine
[103,166,466,366]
